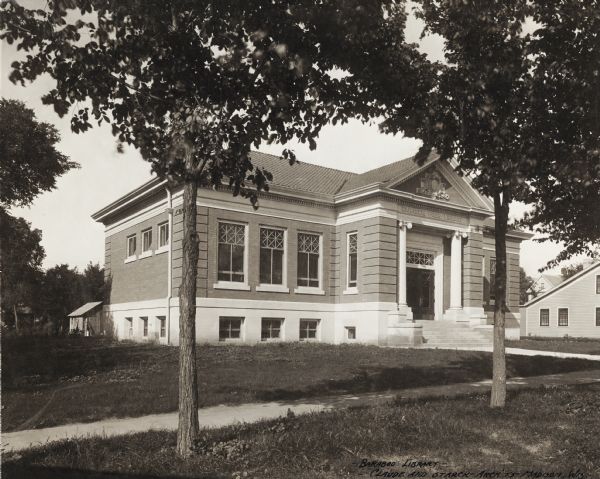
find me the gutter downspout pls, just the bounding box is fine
[166,187,173,345]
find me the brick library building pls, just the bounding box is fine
[93,152,530,347]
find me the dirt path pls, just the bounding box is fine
[3,368,600,453]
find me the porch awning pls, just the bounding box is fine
[68,302,103,317]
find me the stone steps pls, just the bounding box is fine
[414,320,492,348]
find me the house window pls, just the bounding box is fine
[297,233,320,287]
[539,309,549,327]
[219,317,243,340]
[126,235,136,258]
[260,228,284,285]
[346,326,356,340]
[261,318,283,341]
[347,233,358,288]
[142,228,152,252]
[158,222,169,248]
[489,259,497,302]
[596,275,600,294]
[558,308,569,327]
[158,316,166,338]
[141,317,148,337]
[299,319,319,341]
[596,307,600,327]
[218,223,245,282]
[126,317,133,337]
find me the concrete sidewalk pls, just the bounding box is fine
[3,368,600,453]
[421,346,600,361]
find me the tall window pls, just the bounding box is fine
[558,308,569,327]
[126,317,133,337]
[489,259,497,301]
[539,309,549,327]
[347,233,358,288]
[219,317,243,340]
[299,319,319,341]
[158,222,169,248]
[218,223,245,282]
[141,317,148,337]
[158,316,166,338]
[297,233,320,287]
[126,235,136,258]
[260,228,284,284]
[261,318,283,341]
[596,308,600,327]
[142,228,152,252]
[596,275,600,294]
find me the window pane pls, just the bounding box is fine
[272,249,283,284]
[231,244,244,281]
[308,253,319,287]
[349,253,357,285]
[540,309,549,326]
[159,223,169,247]
[259,248,271,284]
[297,252,308,286]
[596,308,600,327]
[143,230,152,251]
[219,317,242,340]
[558,308,568,326]
[597,276,600,294]
[218,244,231,281]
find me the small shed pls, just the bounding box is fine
[68,302,103,336]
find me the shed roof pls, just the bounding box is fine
[68,302,103,317]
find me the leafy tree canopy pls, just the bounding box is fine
[1,0,431,201]
[0,98,78,209]
[0,210,45,327]
[520,0,600,267]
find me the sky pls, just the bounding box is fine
[1,4,571,277]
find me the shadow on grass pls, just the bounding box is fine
[2,464,222,479]
[256,354,599,402]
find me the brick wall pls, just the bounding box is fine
[106,211,169,304]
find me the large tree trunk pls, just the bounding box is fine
[490,189,511,408]
[176,175,200,456]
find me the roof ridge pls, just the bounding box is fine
[524,261,600,307]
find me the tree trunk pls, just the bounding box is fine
[490,189,510,408]
[176,174,200,456]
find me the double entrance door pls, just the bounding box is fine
[407,267,435,320]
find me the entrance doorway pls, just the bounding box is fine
[407,268,435,320]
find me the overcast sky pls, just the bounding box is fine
[1,4,571,277]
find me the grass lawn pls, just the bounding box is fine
[2,336,599,433]
[3,384,599,479]
[507,337,600,355]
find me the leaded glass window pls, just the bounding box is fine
[297,233,320,287]
[406,250,434,266]
[260,228,284,285]
[218,223,245,282]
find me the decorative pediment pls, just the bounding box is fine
[388,162,491,210]
[415,170,450,201]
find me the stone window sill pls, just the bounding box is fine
[342,287,358,295]
[294,287,325,296]
[124,256,137,264]
[213,282,251,291]
[256,284,289,293]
